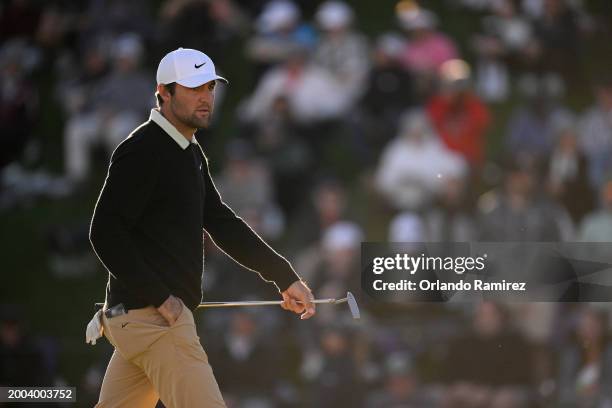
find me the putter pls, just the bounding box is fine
[94,291,360,319]
[197,291,360,319]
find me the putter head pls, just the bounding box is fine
[346,291,360,319]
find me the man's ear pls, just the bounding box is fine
[157,84,169,103]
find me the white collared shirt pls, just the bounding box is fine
[149,109,197,149]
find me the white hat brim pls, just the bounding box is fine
[176,73,229,88]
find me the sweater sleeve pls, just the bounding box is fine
[89,138,171,307]
[200,151,300,293]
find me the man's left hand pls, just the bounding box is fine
[281,280,316,320]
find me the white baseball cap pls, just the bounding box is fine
[256,0,299,33]
[315,1,353,30]
[322,221,364,252]
[156,48,228,88]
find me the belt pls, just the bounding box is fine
[103,303,127,319]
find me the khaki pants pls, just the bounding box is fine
[96,303,226,408]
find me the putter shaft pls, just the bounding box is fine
[93,297,346,310]
[196,297,347,309]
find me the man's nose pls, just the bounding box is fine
[198,89,213,102]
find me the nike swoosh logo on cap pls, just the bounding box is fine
[195,62,206,69]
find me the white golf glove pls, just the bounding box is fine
[85,309,104,345]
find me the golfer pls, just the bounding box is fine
[89,48,316,408]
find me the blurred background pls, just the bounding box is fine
[1,0,612,406]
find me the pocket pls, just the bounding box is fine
[105,307,170,360]
[169,307,208,364]
[170,301,189,327]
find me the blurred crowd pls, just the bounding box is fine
[2,0,612,407]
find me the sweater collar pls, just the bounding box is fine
[149,109,197,150]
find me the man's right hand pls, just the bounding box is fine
[281,280,316,320]
[157,295,183,326]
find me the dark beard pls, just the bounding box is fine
[188,113,211,129]
[171,99,211,130]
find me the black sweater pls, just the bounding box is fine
[89,118,300,310]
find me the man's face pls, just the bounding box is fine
[167,81,216,129]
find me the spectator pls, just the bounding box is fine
[363,32,415,114]
[245,0,316,78]
[558,306,612,407]
[215,139,280,221]
[532,0,582,83]
[424,176,477,242]
[249,95,313,215]
[472,0,537,101]
[312,1,370,106]
[309,221,363,299]
[311,327,363,408]
[214,140,287,244]
[505,73,573,161]
[578,78,612,189]
[442,302,533,408]
[546,118,595,224]
[478,155,574,240]
[358,33,416,153]
[388,211,426,242]
[287,178,348,253]
[63,33,153,183]
[0,40,39,170]
[294,221,363,325]
[427,59,490,169]
[505,302,557,400]
[59,44,109,118]
[210,310,277,404]
[396,7,458,77]
[367,351,438,407]
[375,108,467,211]
[396,5,458,97]
[240,47,353,125]
[578,178,612,242]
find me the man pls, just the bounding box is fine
[88,48,316,408]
